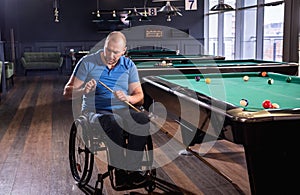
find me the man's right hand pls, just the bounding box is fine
[84,79,97,94]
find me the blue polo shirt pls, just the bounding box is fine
[73,50,140,112]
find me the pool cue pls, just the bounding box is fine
[98,80,141,112]
[98,80,241,192]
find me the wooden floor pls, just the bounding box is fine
[0,74,250,195]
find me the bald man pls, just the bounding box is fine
[63,31,150,188]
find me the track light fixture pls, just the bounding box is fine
[96,0,101,17]
[125,7,142,21]
[139,10,151,21]
[154,0,182,21]
[210,0,234,11]
[53,0,59,22]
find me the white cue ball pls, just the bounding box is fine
[243,75,249,81]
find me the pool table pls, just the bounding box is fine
[126,49,180,57]
[130,54,226,63]
[135,59,299,78]
[142,72,300,195]
[126,48,225,63]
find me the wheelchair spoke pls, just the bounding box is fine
[69,117,94,186]
[76,163,82,173]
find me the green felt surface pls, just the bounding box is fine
[158,72,300,110]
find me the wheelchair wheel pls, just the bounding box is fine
[69,117,94,187]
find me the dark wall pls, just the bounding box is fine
[0,0,204,74]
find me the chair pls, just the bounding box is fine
[5,62,14,89]
[68,114,156,194]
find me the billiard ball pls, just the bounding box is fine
[205,78,211,84]
[262,100,272,109]
[261,71,267,77]
[272,103,280,109]
[243,75,249,82]
[286,77,292,83]
[240,99,249,107]
[195,76,201,82]
[267,78,274,85]
[161,60,167,66]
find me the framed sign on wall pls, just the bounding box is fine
[145,29,163,38]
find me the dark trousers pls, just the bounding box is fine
[87,108,150,171]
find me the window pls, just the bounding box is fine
[263,3,284,61]
[242,7,257,59]
[223,7,235,59]
[205,0,285,61]
[208,14,218,56]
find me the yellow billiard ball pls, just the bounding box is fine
[205,78,211,84]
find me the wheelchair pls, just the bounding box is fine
[69,114,156,194]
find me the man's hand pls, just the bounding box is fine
[83,79,97,94]
[114,90,130,103]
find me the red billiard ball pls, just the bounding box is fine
[262,100,272,109]
[261,71,267,77]
[195,76,201,82]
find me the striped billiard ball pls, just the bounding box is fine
[286,77,292,83]
[267,78,274,85]
[240,99,249,107]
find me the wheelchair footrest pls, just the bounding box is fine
[94,171,110,195]
[112,169,157,192]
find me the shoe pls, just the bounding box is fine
[128,171,147,186]
[114,168,127,188]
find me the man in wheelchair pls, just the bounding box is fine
[63,31,151,188]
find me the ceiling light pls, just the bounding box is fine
[139,10,151,21]
[125,7,142,21]
[157,1,182,21]
[158,1,181,15]
[210,0,234,11]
